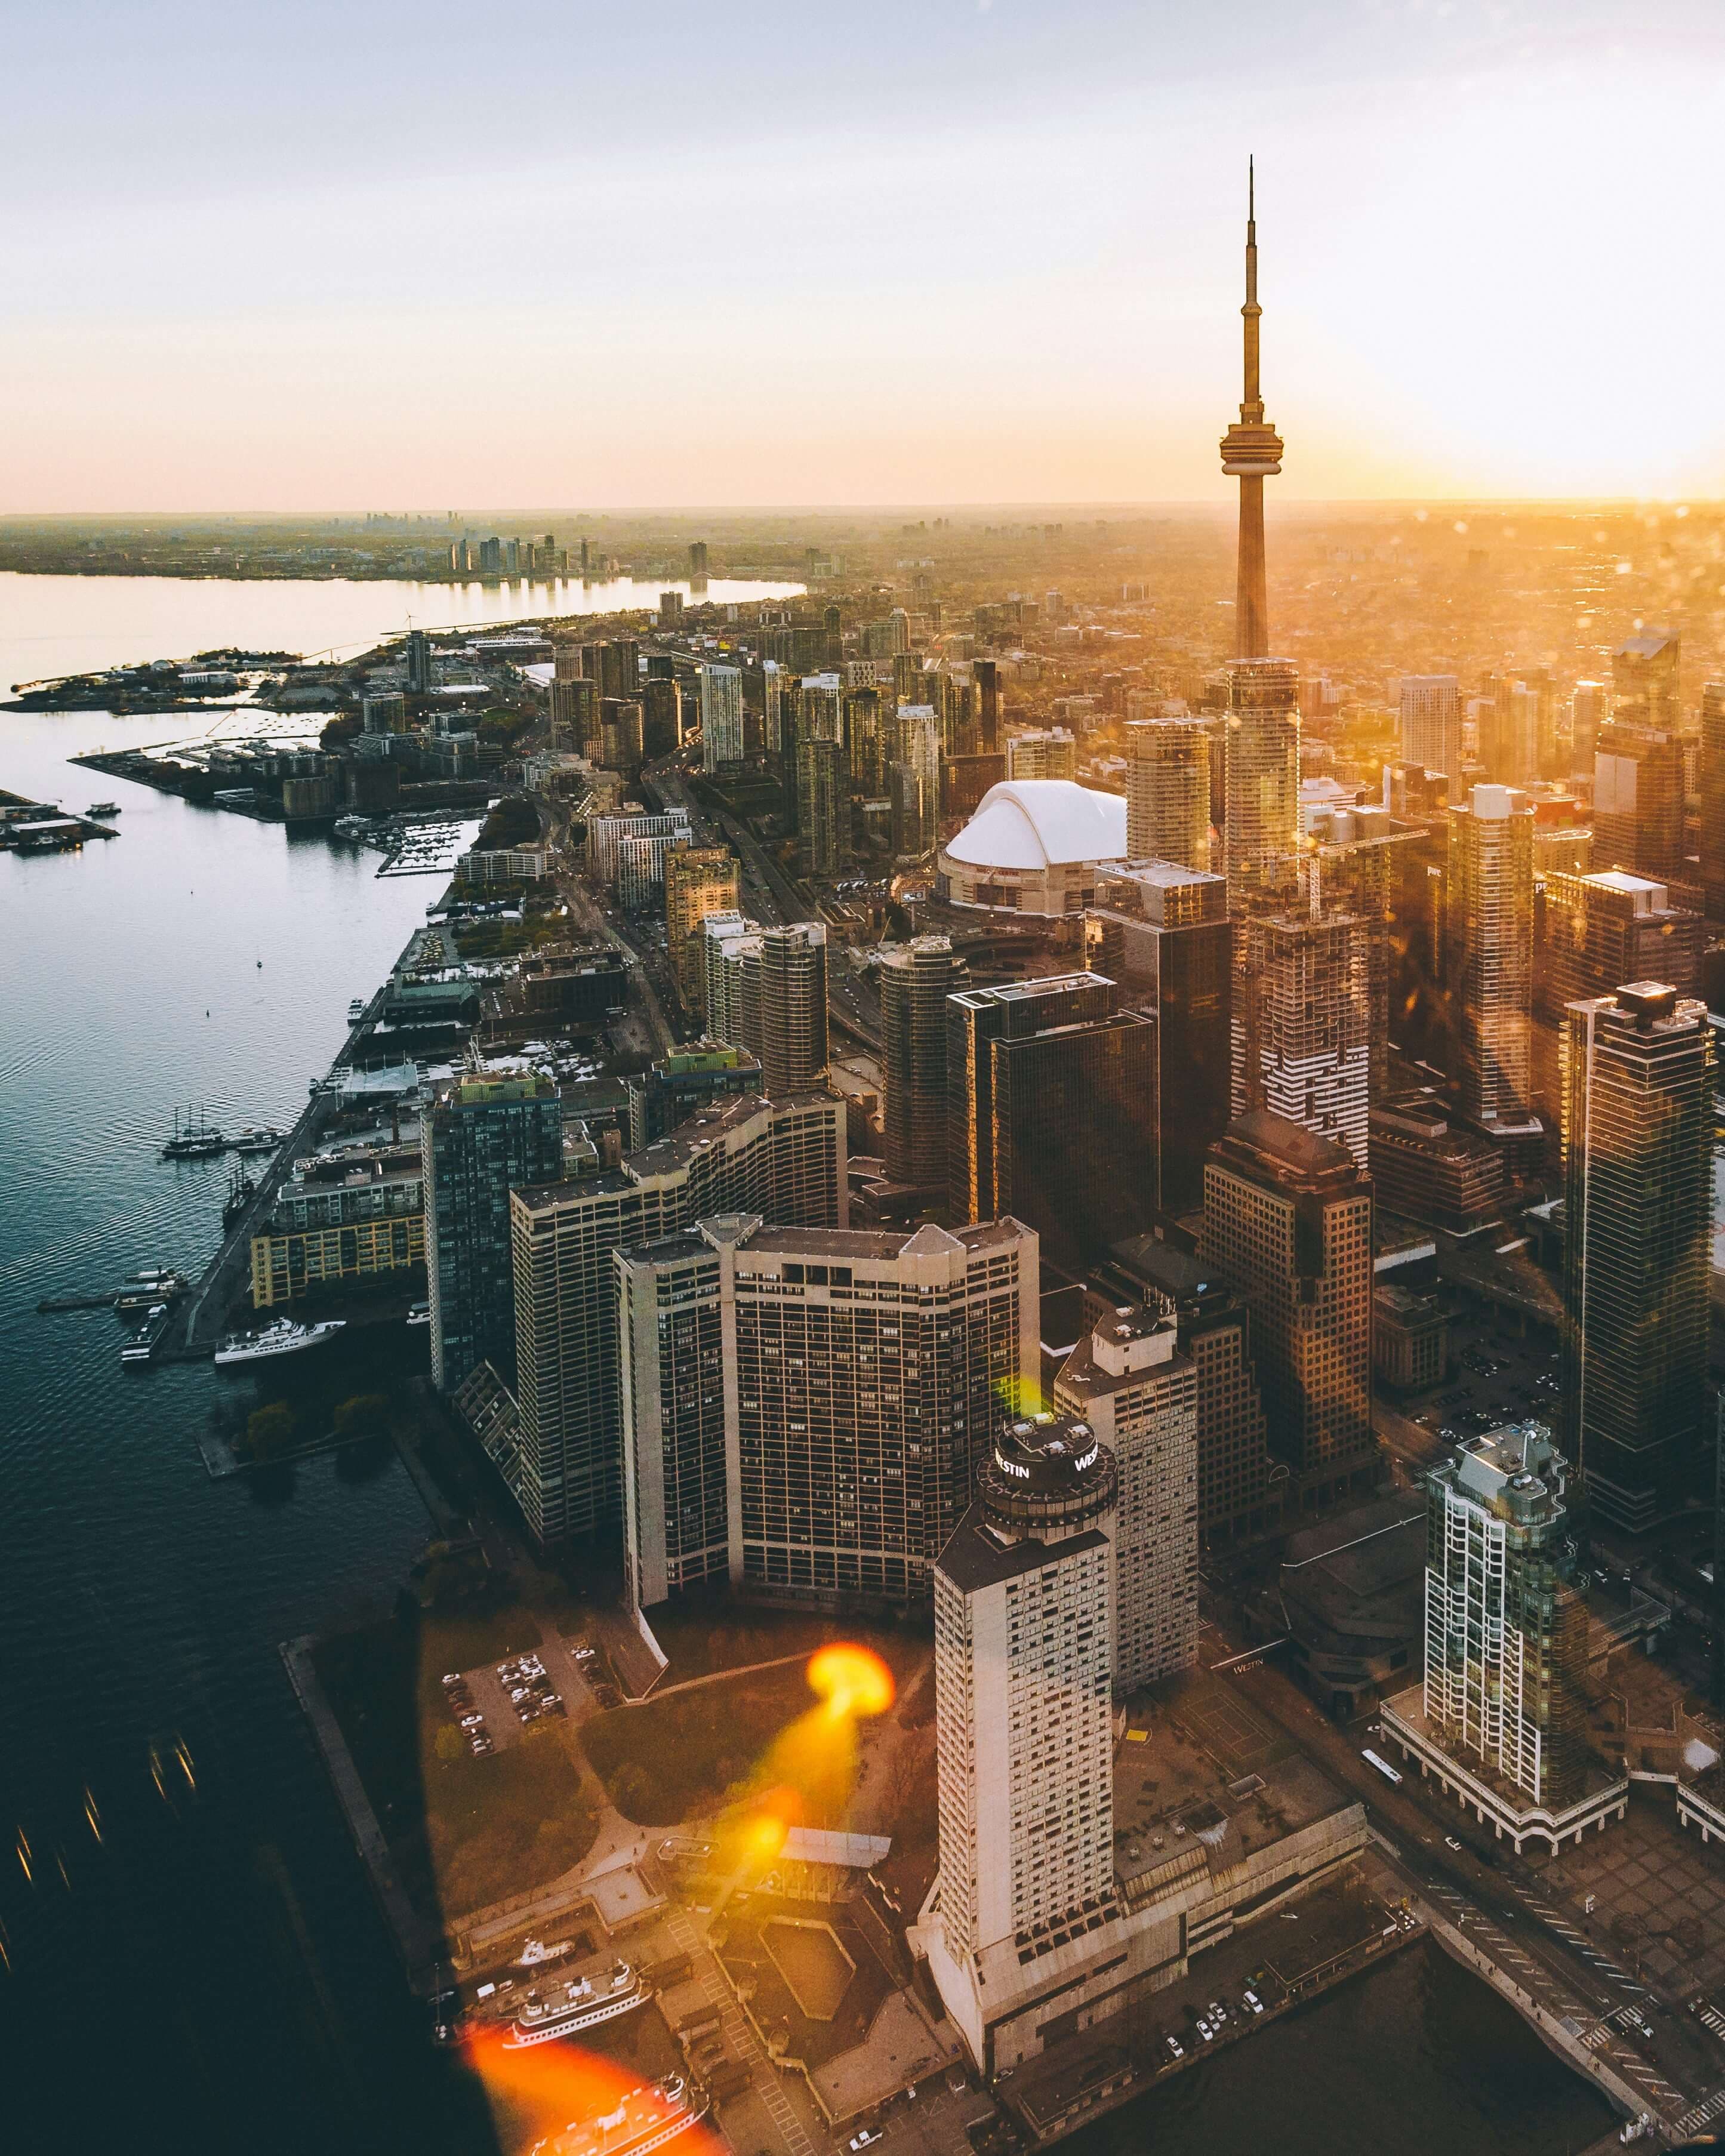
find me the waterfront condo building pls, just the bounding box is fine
[698,917,830,1096]
[422,1072,563,1392]
[664,845,741,1018]
[616,1215,1037,1610]
[1560,982,1714,1532]
[1123,719,1211,871]
[699,662,744,771]
[1199,1113,1376,1514]
[879,934,959,1190]
[507,1092,847,1544]
[1379,1421,1629,1851]
[946,973,1157,1271]
[926,1413,1120,2062]
[1699,684,1725,923]
[1055,1305,1199,1689]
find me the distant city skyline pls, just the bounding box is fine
[7,1,1725,509]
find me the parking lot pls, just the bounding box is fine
[1396,1304,1562,1443]
[438,1644,574,1758]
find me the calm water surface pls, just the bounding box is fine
[0,582,1621,2156]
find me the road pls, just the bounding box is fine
[1199,1609,1725,2132]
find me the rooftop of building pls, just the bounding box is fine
[1435,1419,1570,1526]
[1212,1110,1361,1185]
[1277,1495,1427,1635]
[515,1089,837,1211]
[1056,1305,1185,1399]
[942,778,1128,871]
[937,1505,1110,1595]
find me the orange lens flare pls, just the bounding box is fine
[460,2031,725,2156]
[805,1643,895,1721]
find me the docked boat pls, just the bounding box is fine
[222,1164,257,1228]
[501,1961,652,2050]
[115,1267,187,1314]
[230,1125,282,1154]
[406,1300,431,1328]
[86,802,121,818]
[526,2077,706,2156]
[121,1304,172,1366]
[162,1107,226,1159]
[214,1317,345,1367]
[348,998,368,1022]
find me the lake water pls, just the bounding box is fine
[0,578,1626,2156]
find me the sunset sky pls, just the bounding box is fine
[7,0,1725,510]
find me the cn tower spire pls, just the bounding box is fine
[1220,158,1283,660]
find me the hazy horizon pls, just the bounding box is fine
[8,1,1725,512]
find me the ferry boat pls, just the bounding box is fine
[230,1125,283,1154]
[526,2077,706,2156]
[214,1317,345,1367]
[501,1961,652,2050]
[121,1304,171,1365]
[86,802,121,818]
[162,1107,226,1159]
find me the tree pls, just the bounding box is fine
[242,1402,296,1460]
[334,1391,389,1437]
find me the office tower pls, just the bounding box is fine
[796,734,848,877]
[698,911,753,1044]
[1233,905,1372,1169]
[1612,627,1679,730]
[1445,784,1534,1129]
[751,921,830,1093]
[1086,864,1231,1214]
[891,702,941,855]
[1570,681,1608,775]
[665,845,741,1017]
[879,935,957,1188]
[625,1043,762,1148]
[1124,719,1210,870]
[1200,1113,1376,1511]
[510,1092,848,1543]
[1055,1307,1198,1690]
[1223,658,1300,894]
[891,649,925,704]
[975,657,1001,754]
[1398,675,1461,794]
[1560,983,1714,1530]
[1702,684,1725,922]
[1004,728,1076,783]
[578,535,590,575]
[1094,1237,1282,1547]
[587,638,639,701]
[823,603,843,667]
[553,640,584,683]
[423,1073,563,1392]
[362,692,406,734]
[618,1215,1036,1610]
[1538,870,1705,1022]
[947,974,1157,1270]
[1219,161,1283,658]
[1594,716,1685,880]
[689,539,709,578]
[1420,1422,1590,1808]
[642,675,681,756]
[404,629,432,694]
[929,1413,1119,2046]
[1367,1093,1506,1231]
[700,663,744,771]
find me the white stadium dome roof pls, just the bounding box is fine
[944,779,1128,870]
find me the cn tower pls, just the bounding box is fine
[1219,159,1283,661]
